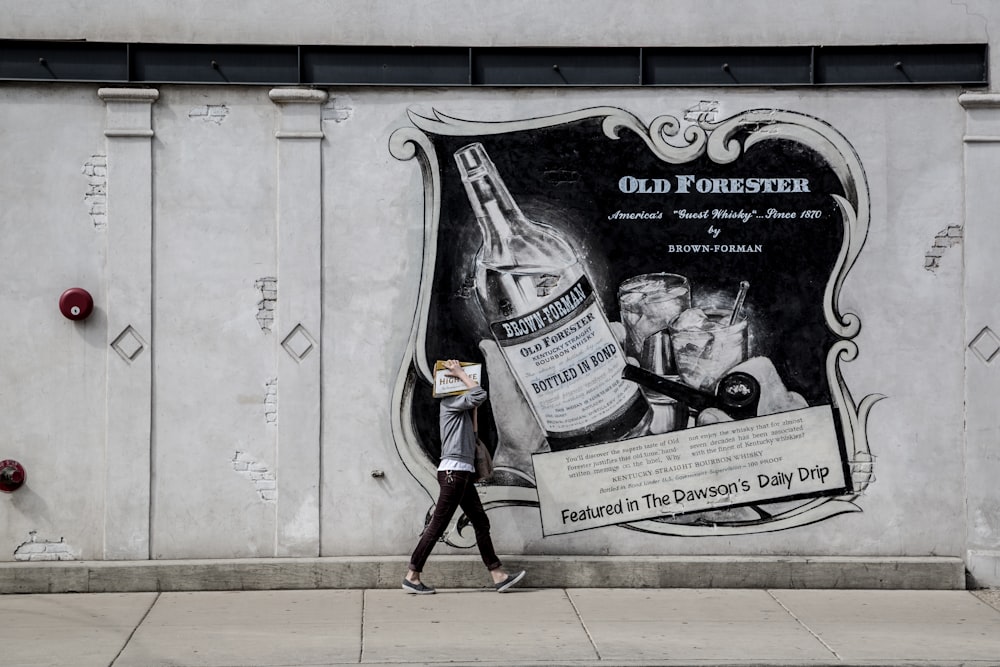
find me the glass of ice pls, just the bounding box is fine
[668,307,748,393]
[617,273,691,370]
[618,273,691,433]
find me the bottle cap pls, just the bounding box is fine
[455,143,489,179]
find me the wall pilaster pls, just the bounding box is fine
[960,92,1000,587]
[269,88,327,556]
[98,87,158,559]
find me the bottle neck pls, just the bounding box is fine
[456,143,537,267]
[462,172,528,266]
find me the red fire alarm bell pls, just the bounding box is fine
[59,288,94,321]
[0,460,25,493]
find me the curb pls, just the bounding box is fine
[0,555,966,594]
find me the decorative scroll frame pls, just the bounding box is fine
[389,107,883,544]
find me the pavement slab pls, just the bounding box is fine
[113,590,362,667]
[362,588,598,664]
[568,588,837,663]
[772,589,1000,663]
[0,592,156,667]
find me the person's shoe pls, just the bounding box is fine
[495,570,526,593]
[402,578,436,595]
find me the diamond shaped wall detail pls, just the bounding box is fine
[281,323,316,362]
[969,326,1000,365]
[110,325,147,363]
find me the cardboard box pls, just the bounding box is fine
[432,361,482,397]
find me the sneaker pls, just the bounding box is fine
[402,578,436,595]
[494,570,526,593]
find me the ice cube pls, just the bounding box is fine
[700,310,734,331]
[636,280,662,294]
[619,291,644,309]
[671,307,709,332]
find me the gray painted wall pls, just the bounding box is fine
[0,1,992,47]
[1,1,998,587]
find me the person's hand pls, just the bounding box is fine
[443,359,477,388]
[442,359,464,377]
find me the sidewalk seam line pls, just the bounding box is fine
[109,591,160,667]
[767,589,841,661]
[566,588,602,660]
[359,588,367,664]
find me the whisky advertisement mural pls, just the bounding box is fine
[390,105,882,544]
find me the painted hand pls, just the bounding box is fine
[695,356,807,426]
[477,339,548,484]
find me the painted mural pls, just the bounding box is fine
[390,105,882,545]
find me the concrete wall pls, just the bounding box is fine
[151,87,280,558]
[0,86,108,560]
[0,1,992,47]
[1,1,998,587]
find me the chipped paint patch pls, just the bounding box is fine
[232,450,277,502]
[189,104,230,124]
[849,451,877,493]
[82,154,107,230]
[14,531,77,561]
[264,378,277,425]
[255,277,277,332]
[322,96,354,123]
[685,101,719,124]
[925,224,962,272]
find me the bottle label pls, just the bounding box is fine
[490,276,640,436]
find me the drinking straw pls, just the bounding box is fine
[729,280,750,326]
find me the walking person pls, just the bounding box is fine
[403,359,526,594]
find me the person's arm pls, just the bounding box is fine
[443,359,477,389]
[442,359,487,409]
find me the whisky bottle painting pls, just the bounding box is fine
[454,143,649,450]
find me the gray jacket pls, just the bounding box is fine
[438,385,487,464]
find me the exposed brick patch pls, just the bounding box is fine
[82,155,107,230]
[232,450,277,502]
[684,101,719,124]
[14,531,77,561]
[925,225,962,272]
[849,452,876,494]
[255,277,277,332]
[264,378,277,425]
[322,96,354,123]
[188,104,229,124]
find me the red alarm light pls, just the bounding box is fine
[0,460,25,493]
[59,288,94,320]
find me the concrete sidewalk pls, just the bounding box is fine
[1,587,999,667]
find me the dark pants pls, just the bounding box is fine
[408,469,502,573]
